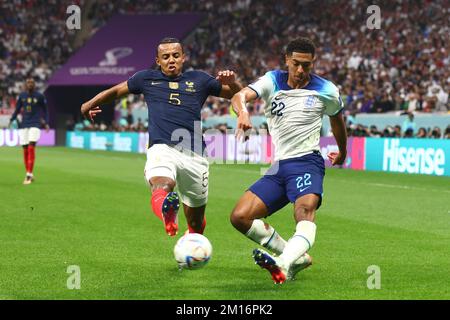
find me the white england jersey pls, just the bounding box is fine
[249,70,343,161]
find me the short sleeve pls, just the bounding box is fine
[16,95,23,108]
[127,71,146,94]
[248,72,275,102]
[204,74,222,97]
[322,84,344,116]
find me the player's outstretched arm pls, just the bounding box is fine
[231,87,256,141]
[328,111,348,165]
[80,81,130,122]
[216,70,243,99]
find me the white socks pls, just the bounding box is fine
[245,219,316,270]
[279,220,316,268]
[245,219,286,255]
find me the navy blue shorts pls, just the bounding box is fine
[248,152,325,214]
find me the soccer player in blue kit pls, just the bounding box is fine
[9,77,50,185]
[81,38,242,237]
[230,38,347,283]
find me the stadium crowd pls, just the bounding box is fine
[0,0,81,114]
[1,0,448,130]
[86,0,449,117]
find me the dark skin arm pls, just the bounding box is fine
[230,87,255,141]
[80,81,130,121]
[328,111,347,165]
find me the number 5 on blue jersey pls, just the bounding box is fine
[169,93,181,105]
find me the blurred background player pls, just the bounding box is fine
[81,37,242,237]
[230,38,347,283]
[9,77,49,185]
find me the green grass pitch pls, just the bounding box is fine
[0,147,449,300]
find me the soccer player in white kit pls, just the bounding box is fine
[230,38,347,283]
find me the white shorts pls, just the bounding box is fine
[144,144,209,207]
[18,127,41,145]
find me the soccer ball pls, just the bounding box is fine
[174,233,212,270]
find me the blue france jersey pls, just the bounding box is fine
[11,91,49,128]
[127,69,222,155]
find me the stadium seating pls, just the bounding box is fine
[1,0,448,138]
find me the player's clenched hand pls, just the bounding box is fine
[216,70,236,85]
[81,103,102,123]
[235,111,252,142]
[327,151,347,166]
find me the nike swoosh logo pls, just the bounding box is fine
[299,186,311,193]
[151,81,162,85]
[274,96,282,100]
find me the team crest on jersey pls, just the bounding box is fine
[305,96,317,108]
[185,81,196,92]
[169,82,179,90]
[27,98,32,103]
[33,98,37,103]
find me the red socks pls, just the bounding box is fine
[23,146,29,172]
[151,189,167,221]
[188,217,206,234]
[28,144,35,173]
[22,145,35,174]
[150,188,206,234]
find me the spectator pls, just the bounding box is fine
[401,112,417,136]
[393,125,402,138]
[416,127,427,138]
[369,125,382,137]
[444,125,450,139]
[1,0,448,124]
[383,126,395,138]
[403,128,414,138]
[373,93,395,113]
[429,127,442,139]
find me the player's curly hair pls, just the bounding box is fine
[286,37,315,57]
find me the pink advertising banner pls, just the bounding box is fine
[203,133,365,169]
[204,133,272,163]
[319,136,365,170]
[0,129,56,147]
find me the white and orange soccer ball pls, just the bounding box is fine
[174,233,212,270]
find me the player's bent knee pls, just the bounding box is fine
[149,176,176,192]
[294,202,317,221]
[230,205,249,228]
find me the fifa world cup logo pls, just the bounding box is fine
[99,47,133,67]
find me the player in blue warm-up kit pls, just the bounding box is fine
[9,77,50,185]
[81,37,242,237]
